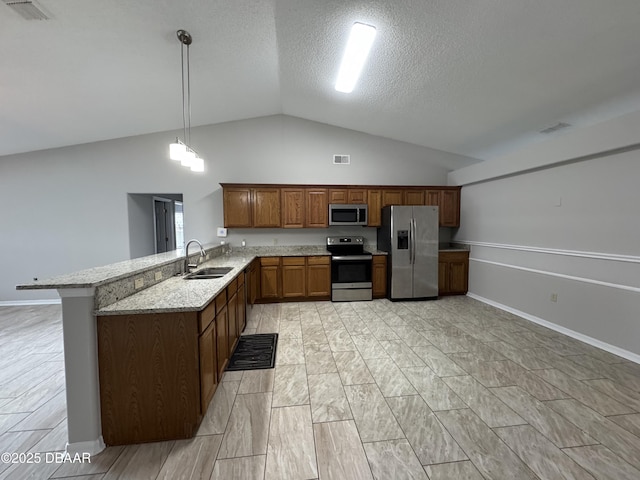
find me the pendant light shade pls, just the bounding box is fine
[169,29,205,173]
[190,156,205,172]
[169,139,186,161]
[181,149,196,167]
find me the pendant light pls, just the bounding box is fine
[169,29,205,172]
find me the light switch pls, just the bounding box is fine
[217,227,228,237]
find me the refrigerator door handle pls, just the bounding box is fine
[412,218,416,265]
[409,220,414,264]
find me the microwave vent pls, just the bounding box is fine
[333,154,350,165]
[2,0,49,20]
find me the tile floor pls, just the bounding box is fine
[1,297,640,479]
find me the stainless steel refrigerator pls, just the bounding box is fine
[377,205,439,300]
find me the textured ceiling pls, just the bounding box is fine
[2,0,640,162]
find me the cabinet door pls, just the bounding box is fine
[425,190,441,208]
[367,189,382,227]
[223,187,252,228]
[282,257,306,298]
[253,188,281,228]
[438,260,448,294]
[382,189,403,208]
[329,189,348,204]
[281,188,305,228]
[306,256,331,297]
[449,260,468,294]
[440,189,460,227]
[372,255,387,298]
[348,188,367,204]
[305,188,328,227]
[260,257,280,299]
[199,320,217,413]
[216,305,228,379]
[237,279,246,333]
[228,292,238,353]
[404,190,425,205]
[249,260,259,305]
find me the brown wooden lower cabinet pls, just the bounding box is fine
[257,255,331,302]
[282,257,306,298]
[438,250,469,295]
[199,319,217,414]
[260,257,281,299]
[97,270,248,446]
[372,255,387,298]
[307,256,331,297]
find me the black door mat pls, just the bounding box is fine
[226,333,278,371]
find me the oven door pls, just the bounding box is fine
[331,255,372,301]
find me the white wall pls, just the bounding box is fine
[127,194,156,259]
[450,119,640,357]
[1,114,467,302]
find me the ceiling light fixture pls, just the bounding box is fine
[335,22,377,93]
[169,29,205,173]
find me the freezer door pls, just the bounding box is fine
[411,206,439,298]
[389,206,413,299]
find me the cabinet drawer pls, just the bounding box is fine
[282,256,305,266]
[198,301,216,334]
[307,255,330,265]
[238,272,245,286]
[260,257,280,267]
[215,291,227,314]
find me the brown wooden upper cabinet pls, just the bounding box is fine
[223,186,281,228]
[426,188,461,227]
[253,188,281,227]
[281,188,305,228]
[404,190,425,205]
[223,187,252,228]
[305,188,328,227]
[382,189,404,208]
[329,188,367,204]
[222,184,460,229]
[367,189,382,227]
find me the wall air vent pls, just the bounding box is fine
[2,0,49,20]
[540,122,571,134]
[333,154,350,165]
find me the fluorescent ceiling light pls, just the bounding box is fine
[335,22,377,93]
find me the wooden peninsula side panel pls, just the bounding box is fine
[97,312,201,445]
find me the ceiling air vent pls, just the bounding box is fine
[2,1,49,20]
[333,154,350,165]
[540,122,571,134]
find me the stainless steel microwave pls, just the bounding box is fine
[328,204,368,226]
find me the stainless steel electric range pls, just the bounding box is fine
[326,236,373,302]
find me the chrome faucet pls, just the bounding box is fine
[184,239,206,274]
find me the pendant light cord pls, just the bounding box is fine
[187,42,191,145]
[180,40,187,146]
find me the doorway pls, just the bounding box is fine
[127,193,184,258]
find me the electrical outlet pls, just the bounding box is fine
[134,278,144,289]
[550,293,558,303]
[154,271,163,281]
[217,227,228,237]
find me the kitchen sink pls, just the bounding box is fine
[184,267,234,280]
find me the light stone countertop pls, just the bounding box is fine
[96,255,256,316]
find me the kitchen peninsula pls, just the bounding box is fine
[16,241,466,450]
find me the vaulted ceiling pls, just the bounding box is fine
[2,0,640,161]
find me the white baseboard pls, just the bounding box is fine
[467,292,640,365]
[0,299,61,306]
[65,436,105,456]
